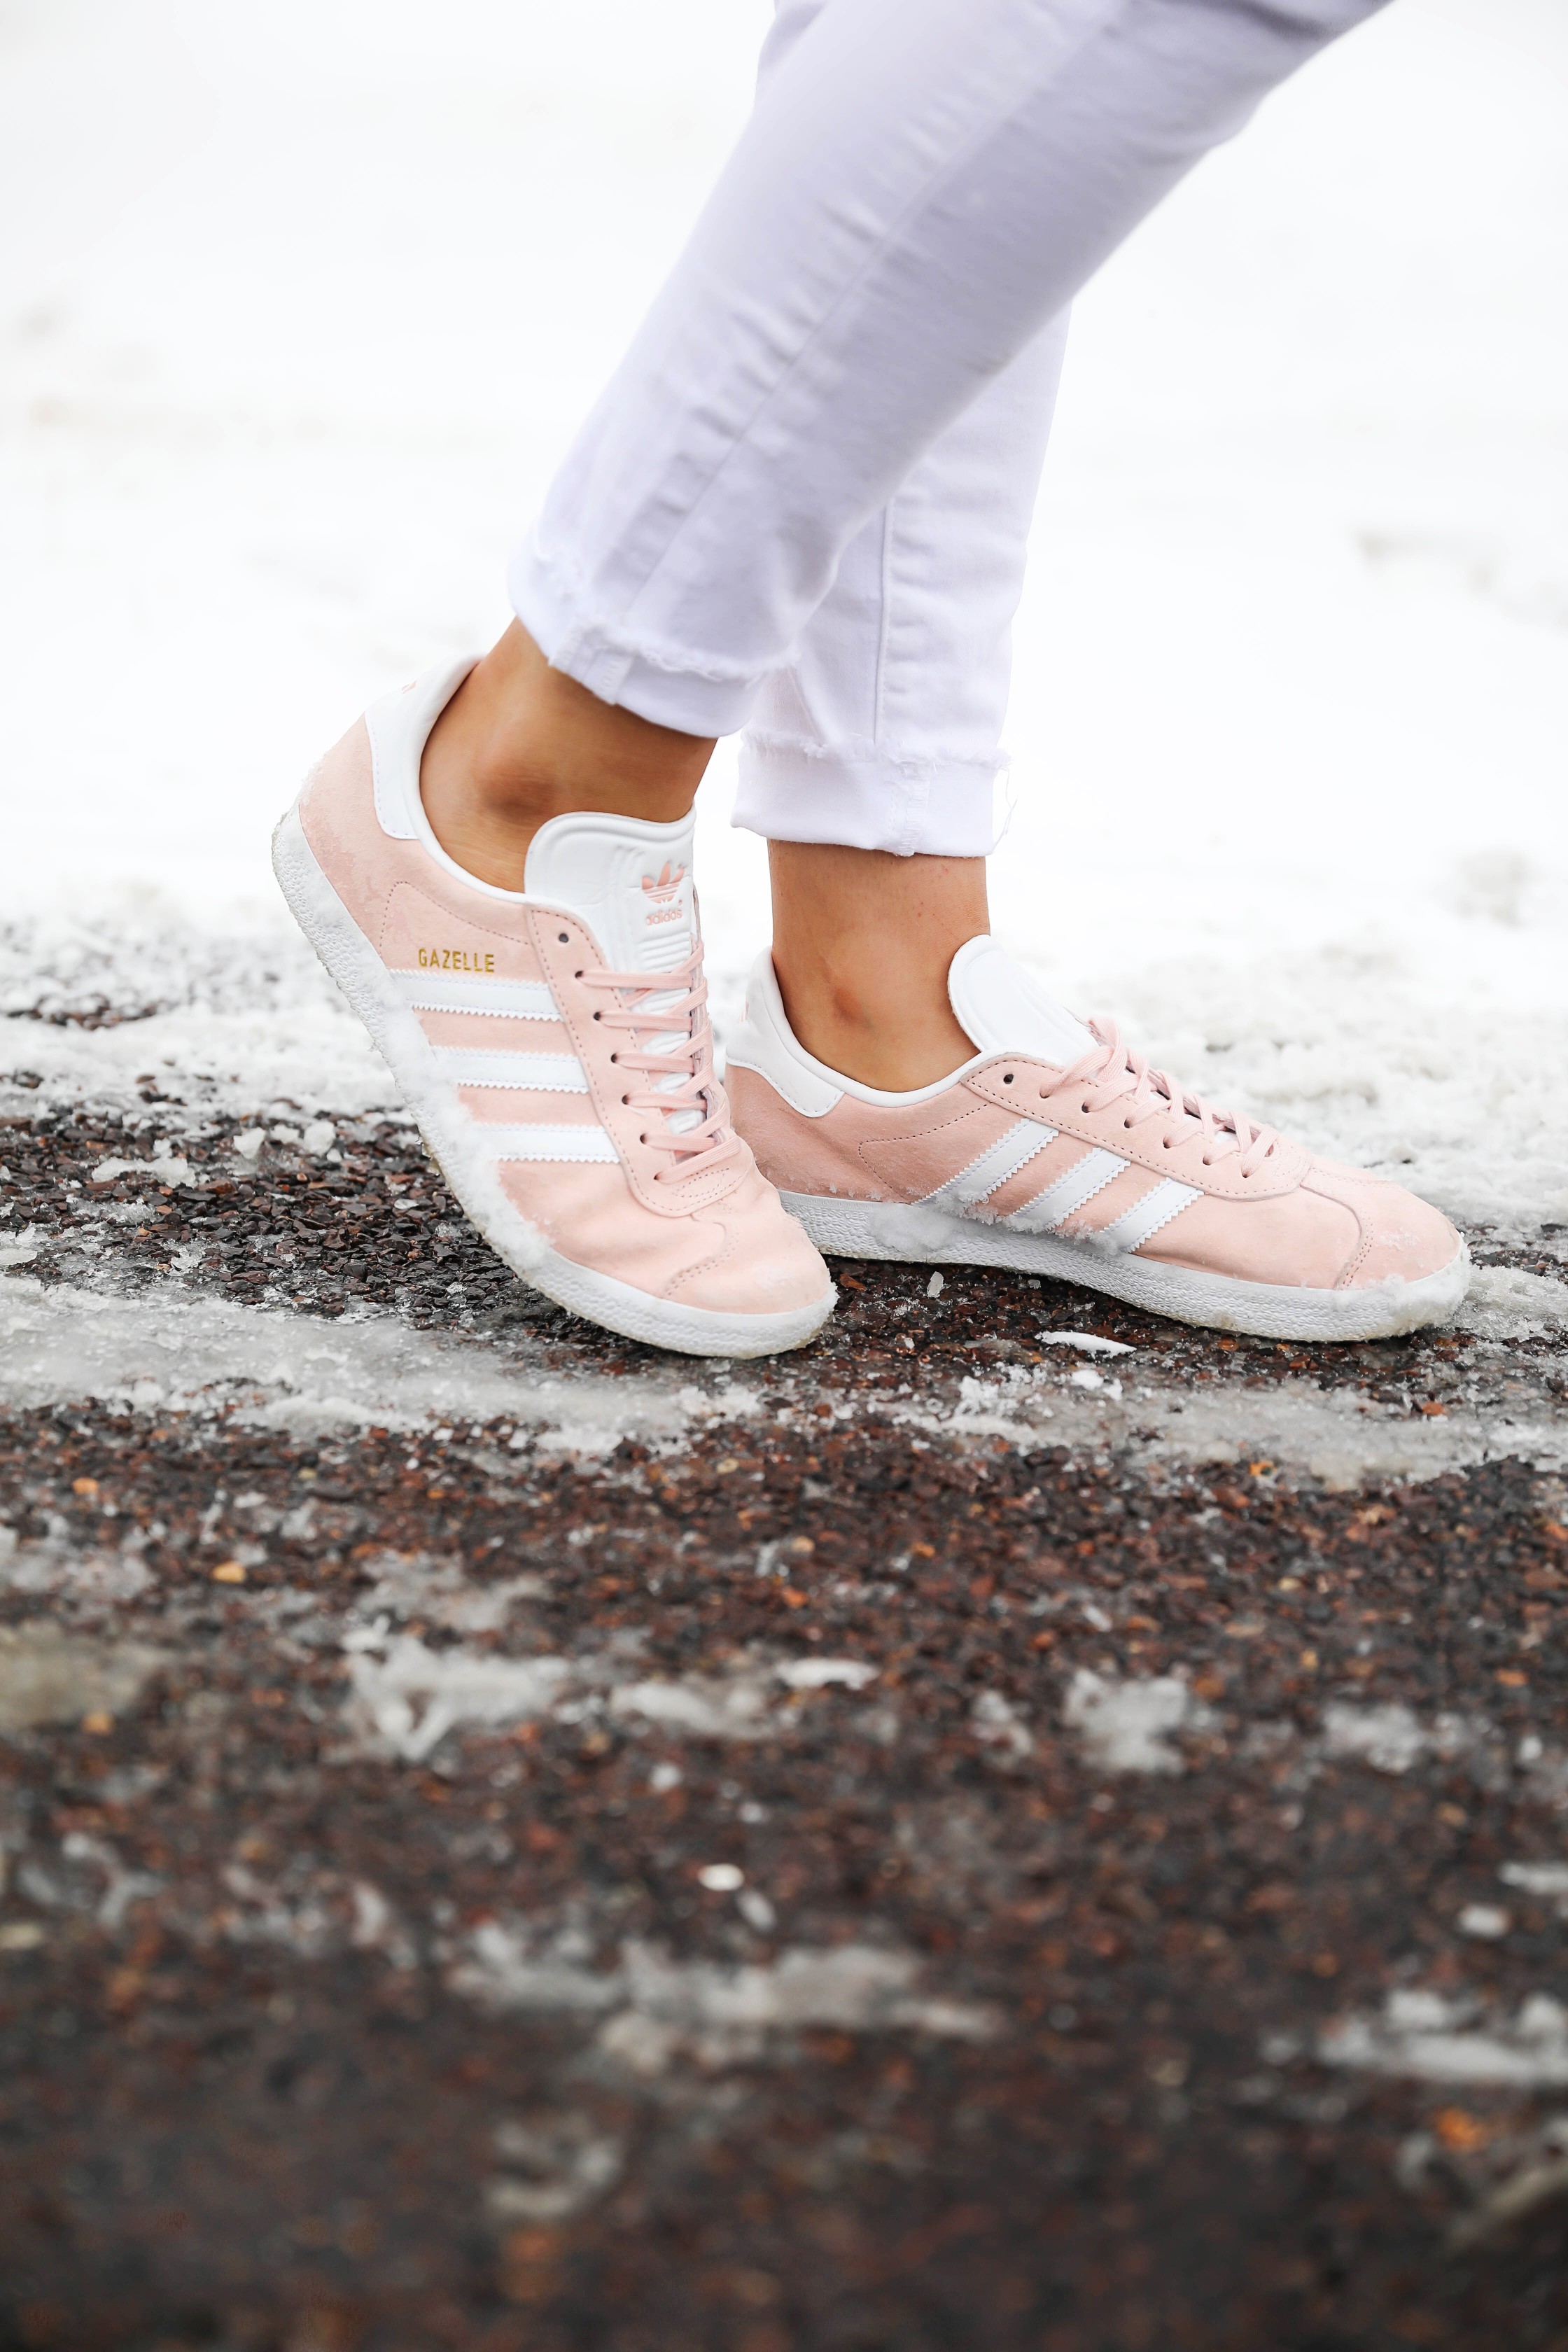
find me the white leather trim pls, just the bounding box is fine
[392,973,559,1020]
[435,1048,589,1095]
[1094,1177,1200,1256]
[947,935,1094,1066]
[522,808,699,981]
[475,1124,619,1163]
[917,1119,1054,1216]
[1005,1146,1127,1233]
[365,657,479,841]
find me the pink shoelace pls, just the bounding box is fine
[1054,1018,1281,1178]
[580,947,741,1184]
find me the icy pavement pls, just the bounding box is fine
[0,1273,761,1455]
[6,852,1568,2352]
[5,1082,1567,1492]
[6,1040,1568,2344]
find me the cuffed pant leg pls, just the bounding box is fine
[513,0,1392,746]
[734,311,1069,855]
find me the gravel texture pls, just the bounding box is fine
[4,1103,1568,2350]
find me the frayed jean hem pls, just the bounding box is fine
[734,733,1003,858]
[509,539,765,738]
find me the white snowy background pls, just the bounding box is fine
[3,0,1565,1232]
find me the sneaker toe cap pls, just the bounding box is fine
[667,1186,833,1318]
[1311,1165,1462,1288]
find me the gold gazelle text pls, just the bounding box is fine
[416,947,496,972]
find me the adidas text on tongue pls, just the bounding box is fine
[270,660,834,1358]
[724,941,1468,1344]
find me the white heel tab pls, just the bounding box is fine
[366,656,479,840]
[523,808,699,977]
[948,936,1094,1066]
[725,952,844,1118]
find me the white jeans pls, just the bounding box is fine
[511,0,1390,856]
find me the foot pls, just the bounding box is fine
[272,660,834,1358]
[725,937,1469,1342]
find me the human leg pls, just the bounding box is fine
[419,0,1070,903]
[768,842,989,1091]
[741,308,1067,1085]
[701,0,1463,1337]
[511,0,1392,740]
[440,0,1388,1044]
[280,0,1464,1348]
[500,0,1388,1118]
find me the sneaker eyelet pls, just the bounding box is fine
[557,932,570,944]
[621,1095,630,1106]
[592,1010,601,1021]
[1002,1072,1014,1086]
[574,969,583,979]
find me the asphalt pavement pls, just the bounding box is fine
[4,1105,1568,2351]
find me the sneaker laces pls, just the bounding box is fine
[580,946,741,1183]
[1054,1018,1280,1179]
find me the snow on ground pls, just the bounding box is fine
[3,1249,1562,1491]
[3,0,1566,1240]
[0,1271,762,1453]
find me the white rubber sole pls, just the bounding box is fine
[780,1189,1471,1343]
[270,803,832,1359]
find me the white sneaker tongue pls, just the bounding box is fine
[523,809,699,977]
[523,810,703,1135]
[948,936,1095,1071]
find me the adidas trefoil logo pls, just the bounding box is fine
[640,862,687,925]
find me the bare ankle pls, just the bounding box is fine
[419,622,715,890]
[767,839,987,1091]
[774,971,976,1091]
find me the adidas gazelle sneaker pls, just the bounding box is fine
[725,938,1469,1343]
[272,660,834,1358]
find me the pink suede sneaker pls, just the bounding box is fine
[271,660,833,1357]
[726,939,1469,1342]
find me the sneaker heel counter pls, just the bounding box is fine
[726,1063,804,1190]
[297,715,376,860]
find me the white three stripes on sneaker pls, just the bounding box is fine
[393,967,616,1163]
[394,972,558,1020]
[918,1119,1198,1257]
[475,1125,619,1164]
[1007,1144,1124,1232]
[919,1120,1054,1214]
[1091,1176,1201,1254]
[435,1046,589,1094]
